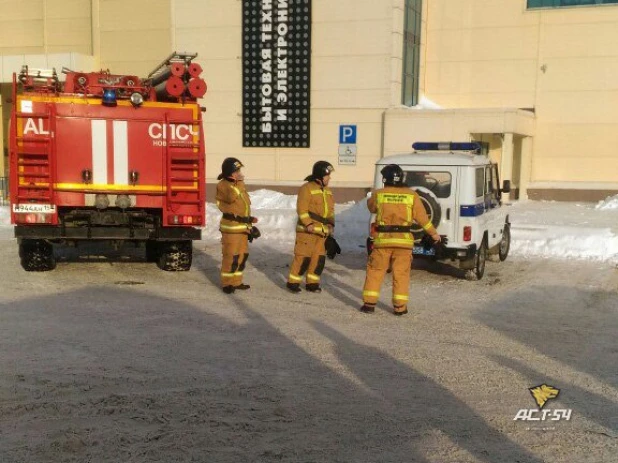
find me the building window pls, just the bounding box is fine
[528,0,618,8]
[402,0,422,106]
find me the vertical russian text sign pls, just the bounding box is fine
[242,0,311,148]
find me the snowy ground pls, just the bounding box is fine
[0,193,617,462]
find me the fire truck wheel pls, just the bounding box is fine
[145,240,160,262]
[157,240,192,271]
[19,239,56,272]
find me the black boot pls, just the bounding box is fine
[393,306,408,316]
[360,304,375,313]
[286,282,301,293]
[235,284,251,290]
[305,283,322,293]
[222,285,235,294]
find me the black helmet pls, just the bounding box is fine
[218,157,244,180]
[305,161,334,182]
[381,164,405,186]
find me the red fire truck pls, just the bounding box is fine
[9,53,207,271]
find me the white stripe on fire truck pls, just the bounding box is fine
[113,121,129,185]
[91,119,107,184]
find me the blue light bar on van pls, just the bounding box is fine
[412,142,481,152]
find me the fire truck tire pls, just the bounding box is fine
[19,239,56,272]
[145,240,160,262]
[412,188,442,242]
[157,240,192,271]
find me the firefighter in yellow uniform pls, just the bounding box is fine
[361,164,441,315]
[216,157,257,294]
[286,161,335,293]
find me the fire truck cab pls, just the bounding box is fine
[9,54,207,271]
[368,142,512,280]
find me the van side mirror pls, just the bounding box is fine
[502,180,511,193]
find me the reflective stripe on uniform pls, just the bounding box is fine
[307,273,320,281]
[299,212,310,219]
[288,274,302,282]
[374,238,414,246]
[233,272,243,276]
[221,224,250,231]
[221,272,236,277]
[393,294,409,301]
[363,290,380,298]
[232,185,250,216]
[422,222,434,231]
[296,224,326,234]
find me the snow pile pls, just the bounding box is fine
[508,201,618,264]
[595,194,618,211]
[2,190,617,264]
[204,189,369,251]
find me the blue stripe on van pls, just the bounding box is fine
[460,204,485,217]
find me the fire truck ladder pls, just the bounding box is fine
[164,115,204,210]
[12,104,56,204]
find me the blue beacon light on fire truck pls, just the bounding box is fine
[412,142,481,152]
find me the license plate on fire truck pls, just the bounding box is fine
[13,204,56,213]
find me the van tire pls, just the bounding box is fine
[413,189,441,242]
[498,224,511,261]
[465,238,487,281]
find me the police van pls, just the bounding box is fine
[367,142,511,280]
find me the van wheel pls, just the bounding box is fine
[19,239,56,272]
[157,241,192,271]
[412,189,441,242]
[465,239,487,281]
[498,224,511,261]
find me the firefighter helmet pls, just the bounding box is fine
[218,157,244,180]
[305,161,334,181]
[381,164,405,186]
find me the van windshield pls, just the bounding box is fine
[404,171,452,198]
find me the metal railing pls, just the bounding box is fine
[0,177,8,205]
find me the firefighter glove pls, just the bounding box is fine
[248,226,261,243]
[325,236,342,260]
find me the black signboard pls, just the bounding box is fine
[242,0,311,147]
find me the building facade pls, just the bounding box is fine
[1,0,618,201]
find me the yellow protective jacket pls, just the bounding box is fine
[216,179,252,234]
[368,186,439,249]
[296,181,335,236]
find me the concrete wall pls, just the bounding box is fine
[171,0,399,186]
[0,0,92,55]
[424,0,618,189]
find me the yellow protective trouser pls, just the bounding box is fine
[288,233,327,285]
[221,233,249,287]
[362,247,412,309]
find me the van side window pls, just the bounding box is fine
[475,168,484,198]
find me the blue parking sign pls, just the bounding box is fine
[339,125,357,144]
